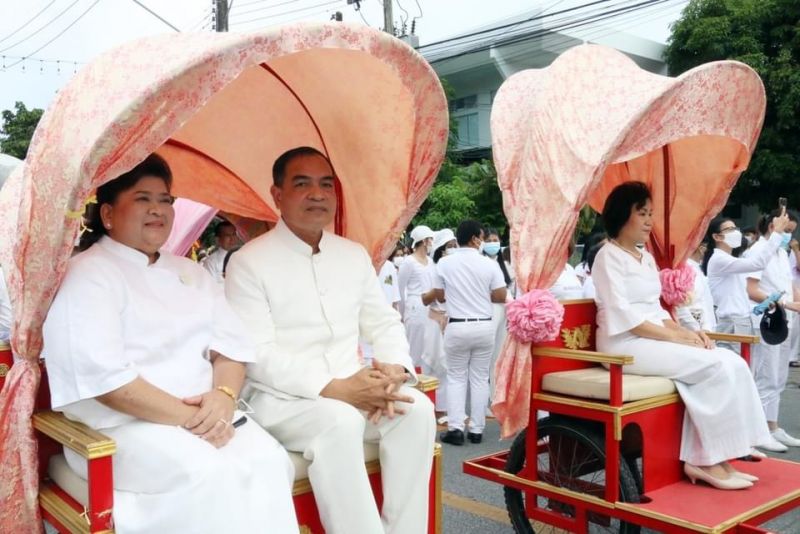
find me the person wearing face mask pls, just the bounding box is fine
[744,209,800,451]
[702,215,789,356]
[420,229,458,420]
[743,227,758,250]
[398,225,436,369]
[675,242,717,333]
[433,220,507,445]
[391,243,406,269]
[482,228,514,405]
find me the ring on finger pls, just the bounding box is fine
[219,418,230,426]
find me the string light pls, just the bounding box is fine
[0,54,86,74]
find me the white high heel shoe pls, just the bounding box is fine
[684,463,753,490]
[722,462,759,483]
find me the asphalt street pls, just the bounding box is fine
[439,367,800,533]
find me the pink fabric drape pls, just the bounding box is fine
[0,24,447,530]
[491,45,765,439]
[162,198,219,257]
[0,361,42,533]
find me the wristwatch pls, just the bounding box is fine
[216,385,238,405]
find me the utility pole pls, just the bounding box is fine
[382,0,393,35]
[214,0,229,32]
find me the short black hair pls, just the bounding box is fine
[758,209,798,235]
[601,181,652,239]
[272,146,330,187]
[81,153,172,250]
[215,220,235,237]
[456,219,483,246]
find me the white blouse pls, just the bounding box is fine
[746,236,794,312]
[398,255,434,302]
[593,243,670,338]
[43,236,255,429]
[675,259,717,331]
[708,232,782,318]
[550,264,584,301]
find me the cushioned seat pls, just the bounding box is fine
[542,367,676,402]
[48,442,380,507]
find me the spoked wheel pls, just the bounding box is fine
[504,417,641,534]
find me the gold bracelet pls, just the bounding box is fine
[215,385,237,405]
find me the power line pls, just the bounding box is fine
[129,0,181,32]
[0,0,81,54]
[230,0,305,18]
[231,0,343,26]
[0,1,57,46]
[1,0,102,72]
[422,0,631,59]
[427,0,672,63]
[438,0,684,88]
[418,0,613,50]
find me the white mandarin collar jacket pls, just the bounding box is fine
[225,219,414,400]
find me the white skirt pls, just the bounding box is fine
[598,331,771,465]
[65,415,298,534]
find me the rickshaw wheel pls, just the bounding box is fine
[504,417,641,534]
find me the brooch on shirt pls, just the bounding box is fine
[179,273,192,285]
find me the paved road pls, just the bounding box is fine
[439,368,800,533]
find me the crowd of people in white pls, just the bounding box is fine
[1,151,800,532]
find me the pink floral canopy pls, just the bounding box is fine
[0,23,447,529]
[492,45,766,438]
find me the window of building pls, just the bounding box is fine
[456,113,480,148]
[450,94,477,112]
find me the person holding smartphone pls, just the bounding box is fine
[745,205,800,451]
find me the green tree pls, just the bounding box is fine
[664,0,800,209]
[0,101,43,159]
[412,78,507,235]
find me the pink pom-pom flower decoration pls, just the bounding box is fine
[659,262,696,306]
[506,289,565,344]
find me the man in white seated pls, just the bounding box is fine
[202,221,238,283]
[225,146,436,534]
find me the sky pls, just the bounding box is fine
[0,0,689,113]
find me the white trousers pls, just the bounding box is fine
[65,416,297,534]
[750,319,793,422]
[403,295,428,368]
[715,315,754,355]
[421,312,448,412]
[444,321,495,434]
[599,332,771,466]
[249,386,435,534]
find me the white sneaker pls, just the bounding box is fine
[758,436,789,453]
[749,448,768,459]
[772,428,800,447]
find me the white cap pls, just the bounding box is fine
[433,229,456,252]
[410,225,435,248]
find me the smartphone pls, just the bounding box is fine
[779,197,788,214]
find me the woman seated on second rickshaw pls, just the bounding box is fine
[42,154,299,533]
[592,181,771,490]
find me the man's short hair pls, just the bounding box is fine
[456,219,483,246]
[272,146,330,187]
[215,221,235,237]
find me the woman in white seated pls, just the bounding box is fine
[593,181,771,490]
[42,154,298,533]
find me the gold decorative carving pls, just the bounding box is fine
[0,363,8,378]
[299,526,313,534]
[561,324,591,350]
